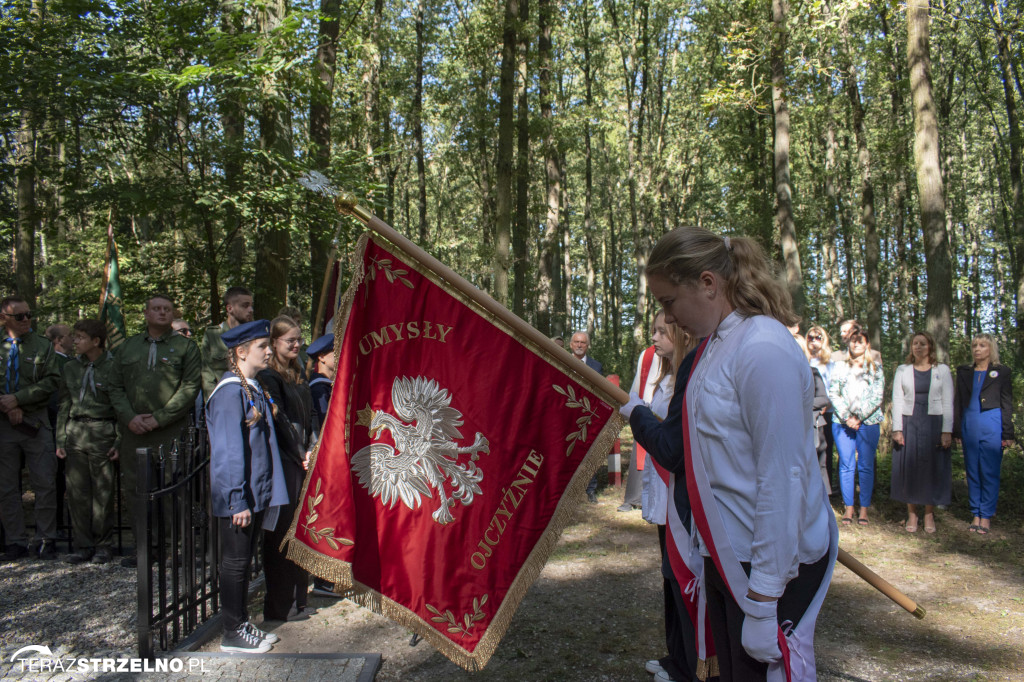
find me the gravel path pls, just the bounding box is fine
[4,487,1023,681]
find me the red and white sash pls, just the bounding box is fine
[635,345,658,470]
[682,337,839,682]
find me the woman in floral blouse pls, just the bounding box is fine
[829,325,885,526]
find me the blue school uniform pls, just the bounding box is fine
[207,372,289,517]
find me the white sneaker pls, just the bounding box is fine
[645,659,665,675]
[654,671,676,682]
[244,621,279,644]
[221,624,273,653]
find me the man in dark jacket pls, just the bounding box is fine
[0,295,63,561]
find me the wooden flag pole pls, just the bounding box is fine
[333,192,629,406]
[328,189,926,621]
[837,547,926,619]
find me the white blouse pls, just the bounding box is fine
[641,373,675,525]
[686,312,831,598]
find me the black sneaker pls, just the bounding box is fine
[38,540,58,560]
[244,621,279,644]
[1,545,29,562]
[92,547,113,564]
[65,549,95,565]
[221,624,273,653]
[311,579,340,598]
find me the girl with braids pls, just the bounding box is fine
[207,319,288,653]
[626,226,837,682]
[258,316,314,621]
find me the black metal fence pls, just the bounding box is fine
[134,417,263,658]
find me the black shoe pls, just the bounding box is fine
[92,547,113,564]
[1,545,29,562]
[38,540,58,560]
[66,549,95,565]
[311,579,340,598]
[587,491,598,504]
[221,624,273,653]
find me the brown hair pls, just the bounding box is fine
[228,341,266,426]
[904,331,937,366]
[652,310,675,386]
[805,325,832,363]
[73,320,107,349]
[645,227,799,327]
[268,315,305,385]
[844,324,877,372]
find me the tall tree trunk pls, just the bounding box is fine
[219,0,246,288]
[15,104,37,305]
[309,0,342,324]
[363,0,384,185]
[985,0,1024,364]
[771,0,803,316]
[254,0,292,318]
[908,0,953,359]
[581,0,597,337]
[536,0,559,336]
[494,0,518,305]
[413,0,428,243]
[838,12,882,349]
[512,0,530,318]
[823,123,844,320]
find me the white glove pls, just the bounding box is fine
[619,391,645,419]
[741,596,781,663]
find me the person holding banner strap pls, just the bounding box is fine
[642,226,838,682]
[622,312,711,682]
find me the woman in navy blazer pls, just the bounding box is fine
[953,334,1015,535]
[207,320,288,653]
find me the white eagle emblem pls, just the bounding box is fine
[352,376,490,525]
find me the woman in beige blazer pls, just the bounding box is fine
[890,332,953,533]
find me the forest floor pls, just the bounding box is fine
[227,440,1024,682]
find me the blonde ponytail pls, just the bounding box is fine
[646,226,798,327]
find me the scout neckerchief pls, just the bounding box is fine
[635,345,658,470]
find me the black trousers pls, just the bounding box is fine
[658,525,701,682]
[219,512,263,633]
[262,457,308,620]
[703,552,829,681]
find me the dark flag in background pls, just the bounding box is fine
[99,223,126,350]
[284,232,624,670]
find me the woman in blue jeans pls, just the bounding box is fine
[829,325,884,525]
[953,334,1015,535]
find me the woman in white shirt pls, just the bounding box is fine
[638,226,837,682]
[891,331,953,533]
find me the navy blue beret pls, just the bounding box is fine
[221,319,270,349]
[306,333,334,358]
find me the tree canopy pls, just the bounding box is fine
[2,0,1022,377]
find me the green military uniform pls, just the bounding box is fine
[107,331,202,544]
[200,321,230,400]
[0,330,62,548]
[58,352,120,553]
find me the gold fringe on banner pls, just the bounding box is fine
[284,411,624,671]
[697,656,720,681]
[281,229,628,670]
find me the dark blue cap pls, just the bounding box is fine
[306,333,334,358]
[221,319,270,349]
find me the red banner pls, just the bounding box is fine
[285,234,623,669]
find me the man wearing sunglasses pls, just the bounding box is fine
[0,295,63,561]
